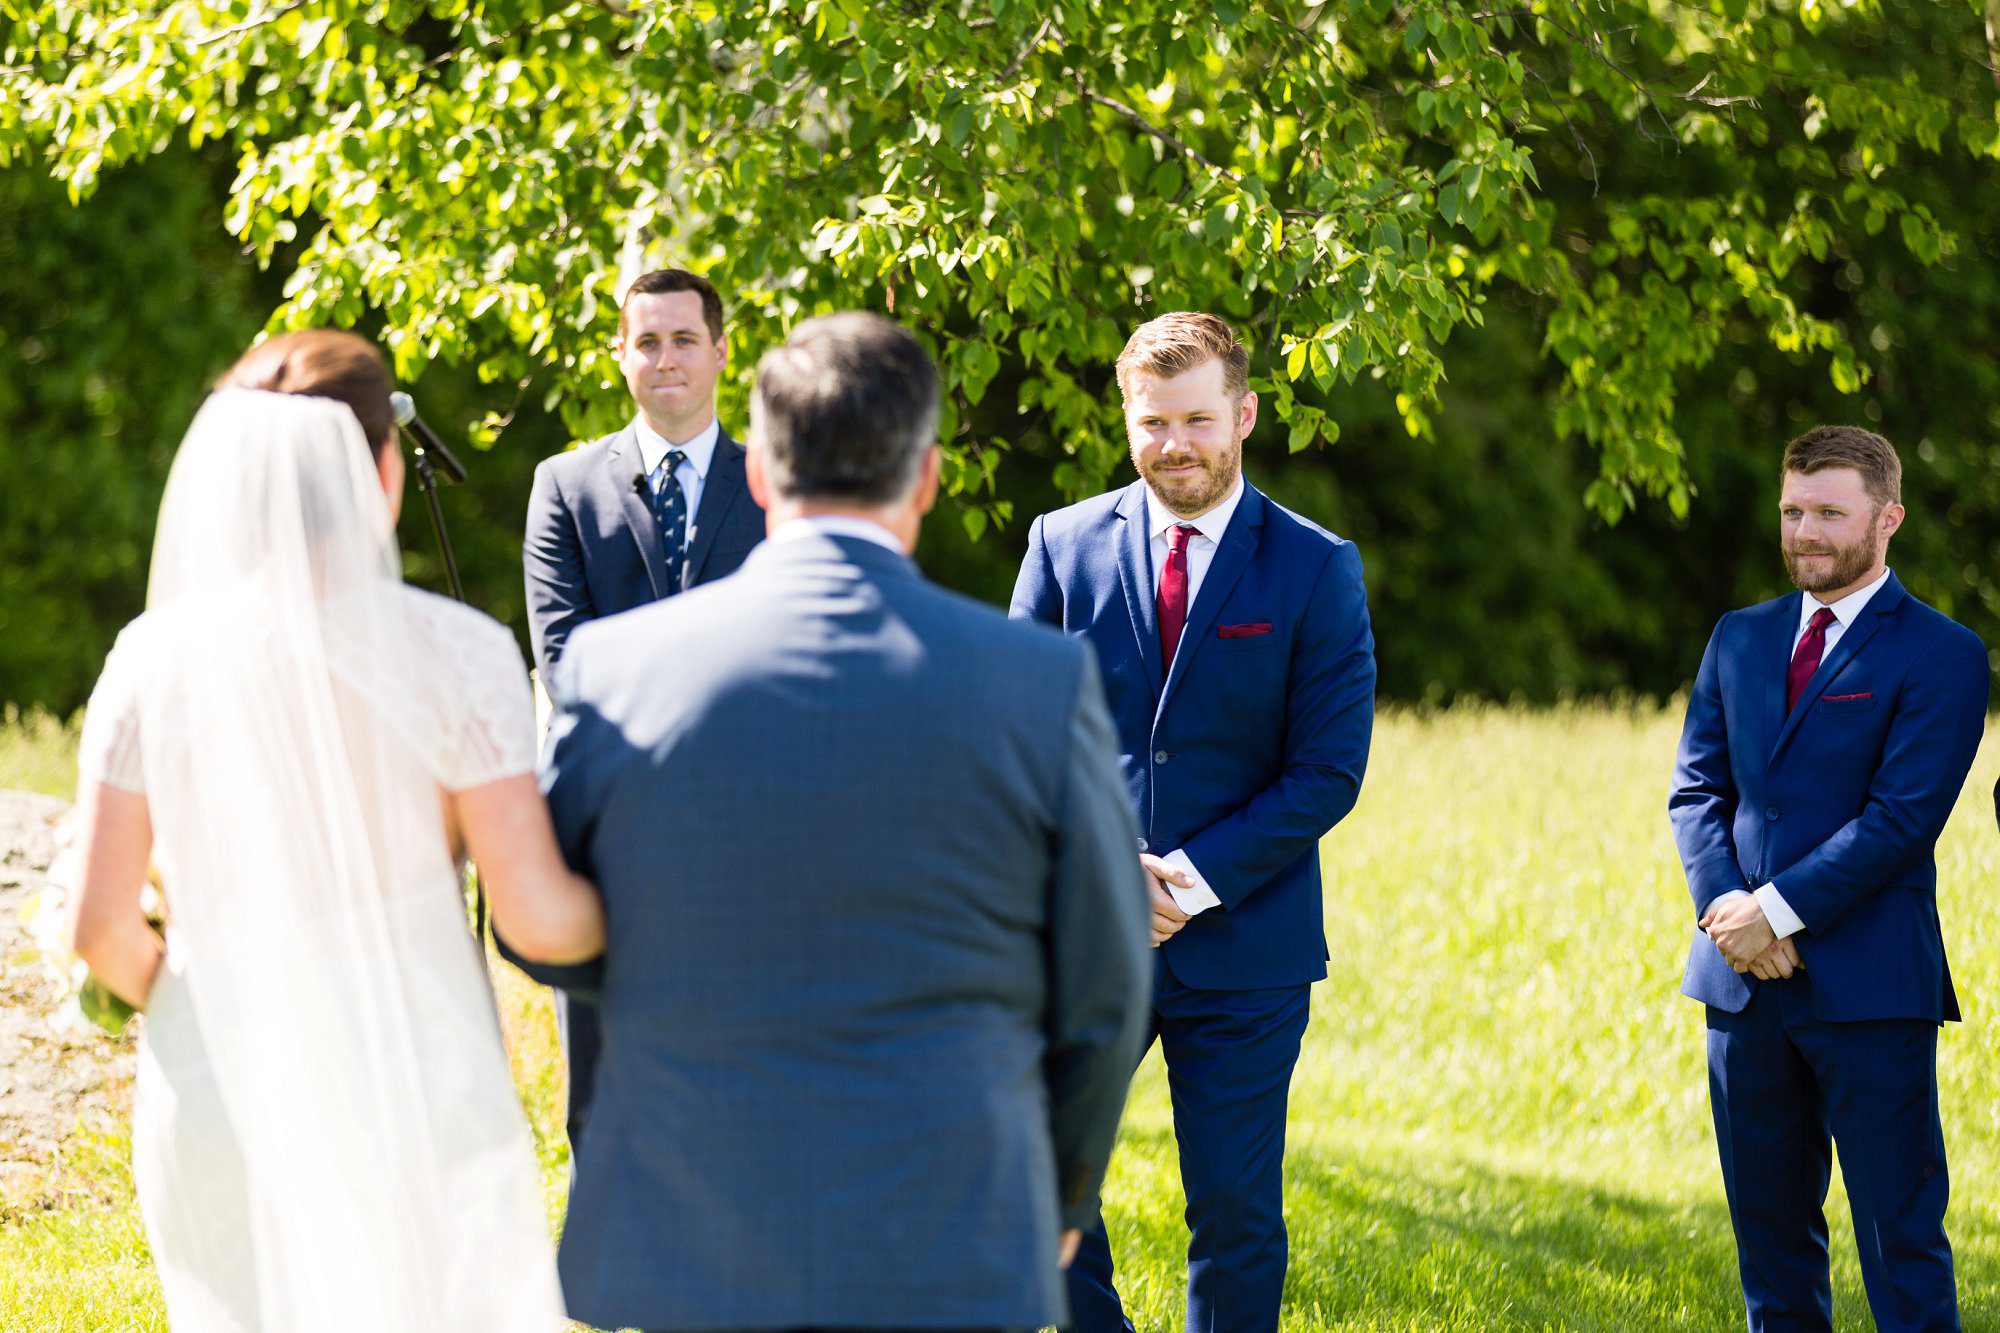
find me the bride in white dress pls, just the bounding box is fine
[66,331,604,1331]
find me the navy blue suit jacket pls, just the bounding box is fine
[1011,478,1376,991]
[1670,572,1987,1023]
[523,423,765,678]
[514,533,1152,1330]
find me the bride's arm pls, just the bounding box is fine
[452,774,605,966]
[70,780,164,1009]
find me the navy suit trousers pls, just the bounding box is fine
[1066,971,1310,1333]
[553,987,602,1150]
[1706,974,1955,1333]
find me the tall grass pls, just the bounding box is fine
[0,706,81,799]
[4,705,1998,1329]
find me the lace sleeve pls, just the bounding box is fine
[409,595,538,791]
[77,624,148,794]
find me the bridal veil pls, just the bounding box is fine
[99,388,562,1330]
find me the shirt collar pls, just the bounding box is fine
[1802,565,1892,632]
[1145,473,1246,546]
[633,414,720,480]
[768,514,907,555]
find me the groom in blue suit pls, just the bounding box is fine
[1671,426,1986,1332]
[1012,313,1376,1333]
[522,268,766,1154]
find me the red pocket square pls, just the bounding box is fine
[1218,622,1273,639]
[1823,691,1873,702]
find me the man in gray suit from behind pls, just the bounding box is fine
[519,312,1153,1333]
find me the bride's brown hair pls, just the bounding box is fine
[217,330,396,457]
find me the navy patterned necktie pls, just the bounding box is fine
[653,448,689,595]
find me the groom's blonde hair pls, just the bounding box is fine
[1782,425,1902,512]
[1116,312,1250,403]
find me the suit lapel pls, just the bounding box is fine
[1158,485,1265,721]
[1113,483,1166,700]
[1761,593,1799,760]
[605,427,669,599]
[1769,573,1905,762]
[684,433,746,585]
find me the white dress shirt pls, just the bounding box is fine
[1713,565,1894,939]
[634,414,721,527]
[1141,474,1247,921]
[767,514,905,554]
[1145,474,1245,619]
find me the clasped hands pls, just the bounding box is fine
[1698,894,1803,981]
[1142,853,1194,947]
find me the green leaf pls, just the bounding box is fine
[295,16,332,58]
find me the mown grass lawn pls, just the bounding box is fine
[5,705,1998,1330]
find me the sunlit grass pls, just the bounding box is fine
[6,705,1998,1329]
[0,706,80,799]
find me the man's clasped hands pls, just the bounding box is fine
[1699,895,1804,981]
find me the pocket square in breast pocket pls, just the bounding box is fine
[1822,691,1873,703]
[1218,622,1273,639]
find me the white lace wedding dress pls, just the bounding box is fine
[76,389,566,1331]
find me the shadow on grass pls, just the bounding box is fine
[1105,1126,2000,1331]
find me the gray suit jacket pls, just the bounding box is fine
[527,530,1152,1331]
[522,423,765,679]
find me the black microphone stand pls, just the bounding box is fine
[410,445,466,603]
[391,392,470,603]
[389,395,494,962]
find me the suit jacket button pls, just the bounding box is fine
[1154,750,1170,764]
[1136,837,1149,852]
[1765,806,1781,821]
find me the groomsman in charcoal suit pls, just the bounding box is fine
[522,267,765,1153]
[1011,313,1376,1333]
[514,313,1153,1332]
[1671,426,1986,1332]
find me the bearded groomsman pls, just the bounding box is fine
[1011,312,1376,1333]
[522,268,766,1154]
[1671,426,1985,1332]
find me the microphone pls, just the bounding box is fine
[632,472,649,495]
[388,391,468,484]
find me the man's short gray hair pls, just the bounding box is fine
[750,313,938,506]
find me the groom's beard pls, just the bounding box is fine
[1784,533,1876,594]
[1141,439,1243,518]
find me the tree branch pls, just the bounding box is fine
[189,0,309,48]
[1470,5,1692,140]
[999,14,1054,85]
[1983,0,2000,91]
[1520,58,1599,193]
[1076,84,1240,183]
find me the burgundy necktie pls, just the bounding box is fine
[1787,607,1837,713]
[1158,524,1197,665]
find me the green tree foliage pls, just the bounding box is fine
[7,1,2000,711]
[10,0,1996,522]
[0,150,264,710]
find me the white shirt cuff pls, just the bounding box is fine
[1754,882,1806,939]
[1706,888,1751,913]
[1161,849,1222,916]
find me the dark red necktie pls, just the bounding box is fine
[1787,607,1837,713]
[1158,524,1197,664]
